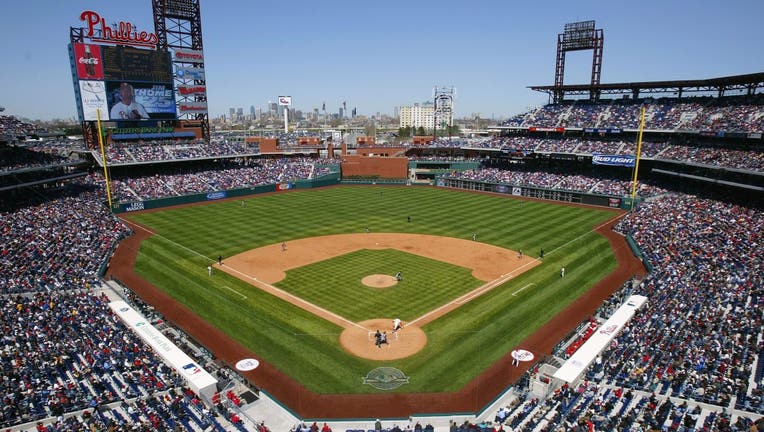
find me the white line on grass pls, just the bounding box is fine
[222,285,247,299]
[545,212,626,258]
[222,265,368,332]
[512,283,535,297]
[123,219,215,263]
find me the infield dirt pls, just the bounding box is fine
[217,233,539,360]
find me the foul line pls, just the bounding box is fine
[122,219,364,333]
[545,212,626,258]
[122,218,214,262]
[222,285,247,299]
[410,257,541,327]
[222,265,368,332]
[512,283,535,297]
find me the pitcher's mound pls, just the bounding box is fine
[340,319,427,360]
[362,274,398,288]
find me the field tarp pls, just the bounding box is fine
[108,300,218,399]
[552,295,648,384]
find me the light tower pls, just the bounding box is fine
[433,86,455,140]
[553,20,604,103]
[153,0,210,141]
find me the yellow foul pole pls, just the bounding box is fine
[96,109,113,208]
[630,106,646,210]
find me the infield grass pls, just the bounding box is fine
[128,185,619,393]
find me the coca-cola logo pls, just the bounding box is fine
[80,10,158,49]
[79,57,99,65]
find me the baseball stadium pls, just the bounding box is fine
[1,2,763,432]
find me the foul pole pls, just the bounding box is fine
[96,109,113,208]
[630,106,646,211]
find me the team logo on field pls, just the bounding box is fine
[362,367,409,390]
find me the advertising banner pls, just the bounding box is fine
[177,84,207,96]
[79,81,110,121]
[73,43,104,80]
[278,96,292,106]
[106,81,177,120]
[175,67,206,80]
[178,101,208,115]
[592,154,636,167]
[174,48,204,63]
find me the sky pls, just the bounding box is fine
[1,0,763,121]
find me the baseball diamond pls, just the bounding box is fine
[108,185,645,418]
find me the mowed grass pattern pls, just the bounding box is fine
[129,186,618,393]
[276,249,483,322]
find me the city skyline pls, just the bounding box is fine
[1,0,763,121]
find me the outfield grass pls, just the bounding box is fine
[128,186,618,393]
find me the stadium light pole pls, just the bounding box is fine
[630,106,646,211]
[95,109,113,208]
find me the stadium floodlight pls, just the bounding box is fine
[553,20,604,103]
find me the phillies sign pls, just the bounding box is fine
[80,10,158,49]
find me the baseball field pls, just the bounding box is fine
[117,185,624,397]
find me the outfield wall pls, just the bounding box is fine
[435,177,640,210]
[111,173,341,213]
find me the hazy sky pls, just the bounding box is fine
[1,0,762,121]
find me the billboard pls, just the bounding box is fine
[177,84,207,96]
[174,48,204,63]
[592,154,636,167]
[71,41,177,122]
[78,80,109,121]
[278,96,292,106]
[106,81,177,120]
[178,101,208,115]
[175,66,206,80]
[73,43,104,80]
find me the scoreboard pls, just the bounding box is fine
[70,42,176,122]
[102,45,173,83]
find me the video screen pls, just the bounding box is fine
[106,81,177,121]
[101,45,173,83]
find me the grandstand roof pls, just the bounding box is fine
[529,72,764,100]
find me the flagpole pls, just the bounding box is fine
[630,106,646,211]
[96,109,113,209]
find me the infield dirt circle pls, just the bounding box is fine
[340,319,426,360]
[362,274,398,288]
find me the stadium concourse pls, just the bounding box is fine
[1,102,763,431]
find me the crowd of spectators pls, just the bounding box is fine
[0,290,186,427]
[605,195,763,412]
[0,114,45,138]
[501,95,764,132]
[101,138,261,164]
[476,192,763,431]
[0,145,69,173]
[110,157,339,202]
[0,178,132,294]
[441,167,669,197]
[407,135,764,171]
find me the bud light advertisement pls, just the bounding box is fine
[592,154,636,167]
